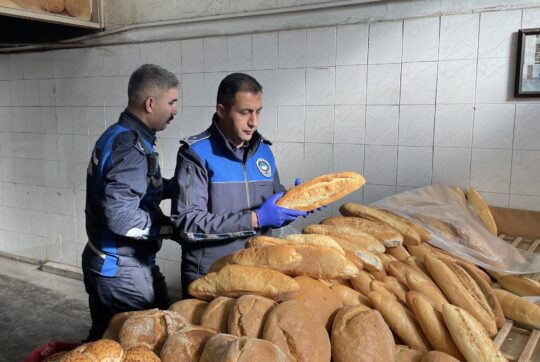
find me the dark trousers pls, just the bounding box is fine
[82,247,170,341]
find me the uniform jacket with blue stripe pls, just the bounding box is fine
[171,116,285,283]
[85,110,173,276]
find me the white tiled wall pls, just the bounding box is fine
[1,7,540,288]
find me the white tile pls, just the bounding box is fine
[333,143,364,173]
[57,134,74,162]
[158,41,182,74]
[42,134,59,161]
[274,142,304,180]
[368,21,403,64]
[72,107,89,135]
[475,58,514,103]
[397,146,433,187]
[253,32,278,70]
[203,72,226,107]
[119,44,141,77]
[473,104,515,149]
[335,65,367,106]
[0,55,9,80]
[0,132,13,157]
[306,67,335,105]
[470,148,512,193]
[69,78,88,107]
[509,194,540,212]
[439,14,479,60]
[399,105,435,147]
[279,30,306,68]
[365,105,399,146]
[306,27,336,67]
[10,80,24,107]
[478,10,521,58]
[522,8,540,28]
[434,104,474,147]
[74,162,87,191]
[87,107,106,136]
[24,80,40,106]
[305,143,333,179]
[278,69,305,106]
[8,54,24,80]
[182,73,204,106]
[162,138,179,170]
[101,77,125,107]
[100,46,122,77]
[22,53,39,79]
[0,81,10,106]
[37,52,55,79]
[56,107,73,135]
[403,17,439,62]
[139,43,161,66]
[432,147,471,188]
[16,159,44,185]
[305,106,334,143]
[510,150,540,196]
[334,105,365,144]
[364,145,397,185]
[478,192,509,208]
[1,158,16,183]
[105,106,123,128]
[400,62,437,105]
[0,107,12,132]
[228,35,252,71]
[181,107,206,138]
[39,79,56,107]
[53,79,70,107]
[514,103,540,150]
[277,106,304,142]
[3,182,17,207]
[336,24,368,66]
[181,39,204,73]
[252,70,278,106]
[366,64,401,105]
[436,60,476,104]
[72,135,89,163]
[258,106,277,142]
[364,184,396,204]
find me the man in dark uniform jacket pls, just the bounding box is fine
[82,64,179,341]
[171,73,306,298]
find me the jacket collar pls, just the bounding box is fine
[119,109,157,145]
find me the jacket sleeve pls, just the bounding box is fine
[103,132,172,240]
[170,146,255,242]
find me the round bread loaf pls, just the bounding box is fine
[227,294,276,338]
[65,0,91,20]
[200,334,289,362]
[160,325,217,362]
[168,298,208,325]
[124,346,160,362]
[395,345,423,362]
[200,296,236,333]
[421,350,461,362]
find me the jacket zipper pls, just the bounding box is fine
[242,162,251,209]
[184,165,191,205]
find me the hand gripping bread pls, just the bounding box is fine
[466,188,498,236]
[208,244,303,273]
[406,291,463,360]
[442,304,507,362]
[276,172,365,211]
[331,305,395,362]
[495,274,540,296]
[321,216,404,247]
[160,325,217,362]
[200,334,290,362]
[494,288,540,329]
[168,299,208,325]
[302,224,385,253]
[262,300,331,362]
[200,296,236,333]
[340,203,422,245]
[423,255,498,337]
[188,264,300,301]
[368,291,431,352]
[227,295,276,338]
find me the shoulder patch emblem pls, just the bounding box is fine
[256,158,272,178]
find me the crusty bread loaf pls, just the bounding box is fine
[340,203,423,245]
[405,256,429,276]
[208,244,303,273]
[288,244,360,279]
[395,345,424,362]
[442,303,507,362]
[40,0,64,12]
[160,325,217,362]
[381,208,432,243]
[466,188,498,236]
[494,288,540,329]
[406,292,463,360]
[370,280,400,301]
[322,216,404,247]
[405,270,448,312]
[227,295,276,338]
[421,351,461,362]
[423,255,498,337]
[303,224,385,253]
[284,233,345,254]
[409,213,460,241]
[200,296,236,333]
[65,0,91,20]
[262,300,331,362]
[350,270,375,296]
[276,172,365,211]
[65,339,124,361]
[388,260,432,287]
[382,275,408,303]
[102,310,137,340]
[123,347,160,362]
[495,274,540,296]
[290,276,343,331]
[200,334,290,362]
[387,245,411,261]
[368,291,431,352]
[331,284,372,307]
[379,253,398,272]
[332,305,395,362]
[188,264,300,301]
[168,299,208,325]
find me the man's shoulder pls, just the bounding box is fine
[181,131,211,147]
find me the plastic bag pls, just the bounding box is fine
[23,340,81,362]
[372,184,540,274]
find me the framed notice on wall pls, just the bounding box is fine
[515,28,540,97]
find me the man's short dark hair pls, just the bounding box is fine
[128,64,179,105]
[217,73,263,109]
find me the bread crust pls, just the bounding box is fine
[321,216,404,247]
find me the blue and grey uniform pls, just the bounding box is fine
[82,110,172,341]
[171,115,284,297]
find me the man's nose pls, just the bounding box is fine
[249,112,259,127]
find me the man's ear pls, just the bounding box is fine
[216,104,225,119]
[144,97,155,114]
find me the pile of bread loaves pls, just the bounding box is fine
[46,174,540,362]
[5,0,92,20]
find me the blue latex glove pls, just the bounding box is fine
[294,178,327,215]
[255,192,307,228]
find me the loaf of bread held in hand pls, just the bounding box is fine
[276,172,365,211]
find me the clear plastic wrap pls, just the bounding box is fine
[372,184,540,274]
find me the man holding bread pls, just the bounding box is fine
[82,64,179,341]
[171,73,307,298]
